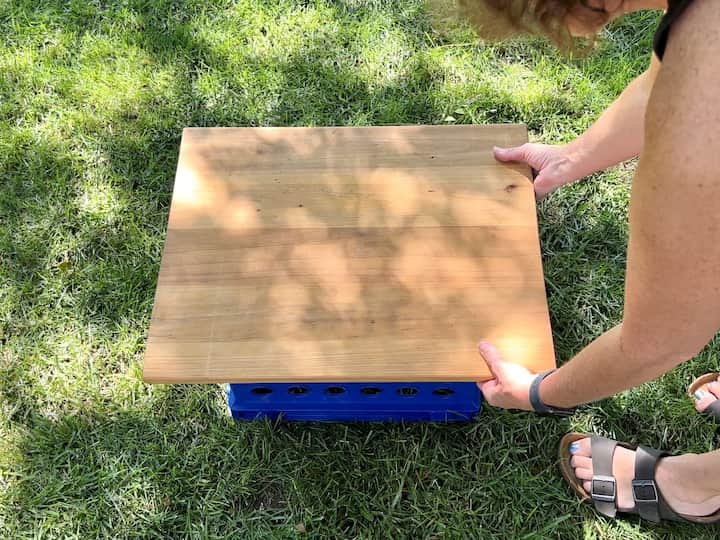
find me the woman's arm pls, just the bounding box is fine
[479,0,720,410]
[494,56,660,198]
[538,0,720,408]
[561,55,660,179]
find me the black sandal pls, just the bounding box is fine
[688,372,720,423]
[559,432,720,524]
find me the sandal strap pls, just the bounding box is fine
[705,399,720,423]
[590,436,618,517]
[632,445,663,522]
[633,445,686,523]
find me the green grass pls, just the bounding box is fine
[0,1,718,538]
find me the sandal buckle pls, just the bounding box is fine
[632,479,658,503]
[591,475,616,502]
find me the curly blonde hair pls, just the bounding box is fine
[430,0,610,50]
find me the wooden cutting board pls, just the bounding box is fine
[143,125,555,383]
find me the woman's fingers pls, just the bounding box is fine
[533,173,558,200]
[476,341,535,410]
[478,341,506,380]
[493,144,528,163]
[494,144,550,184]
[496,144,553,199]
[477,378,497,397]
[477,342,502,403]
[494,143,576,200]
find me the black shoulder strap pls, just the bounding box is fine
[653,0,697,60]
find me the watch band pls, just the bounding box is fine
[529,369,577,417]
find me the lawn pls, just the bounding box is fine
[1,1,718,538]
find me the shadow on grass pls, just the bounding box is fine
[2,0,539,370]
[3,387,585,537]
[5,392,708,537]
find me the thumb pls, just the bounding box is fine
[493,145,527,163]
[477,377,497,399]
[478,341,505,380]
[533,173,555,200]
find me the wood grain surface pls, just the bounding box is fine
[143,125,556,383]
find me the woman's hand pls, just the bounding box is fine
[477,342,535,411]
[494,143,584,200]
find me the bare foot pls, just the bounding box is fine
[569,438,720,517]
[693,374,720,413]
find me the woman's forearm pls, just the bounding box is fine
[562,57,660,180]
[537,324,683,409]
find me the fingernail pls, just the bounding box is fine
[569,442,579,454]
[694,389,706,400]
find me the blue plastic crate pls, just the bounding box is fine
[227,382,481,422]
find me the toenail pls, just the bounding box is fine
[694,389,706,400]
[569,442,579,454]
